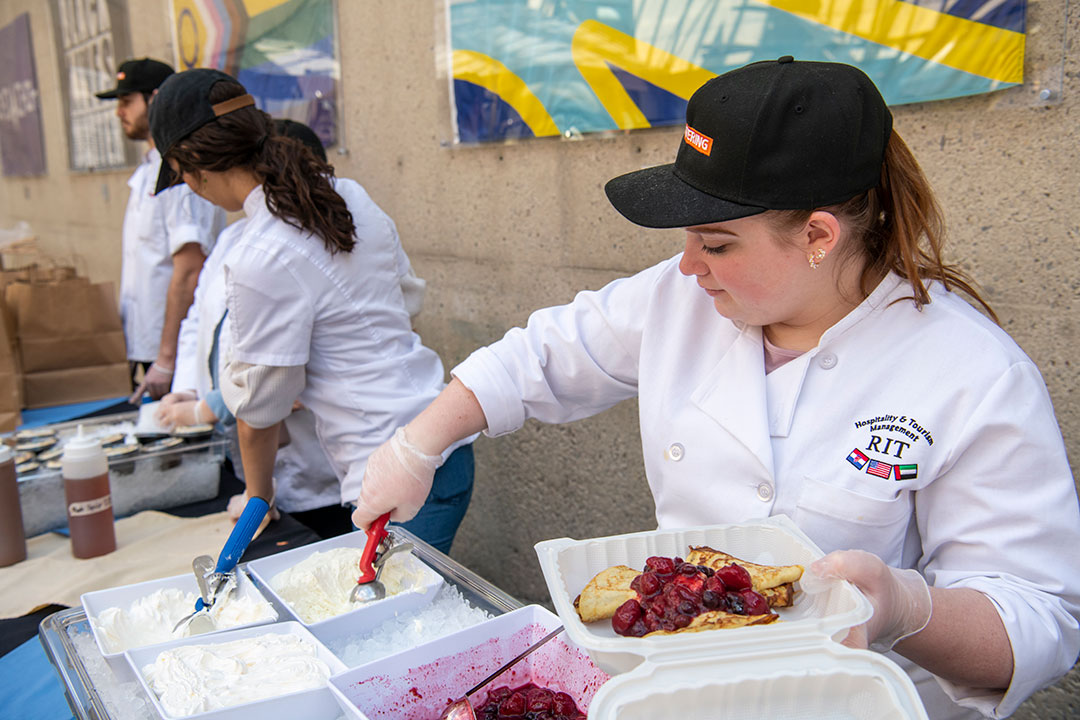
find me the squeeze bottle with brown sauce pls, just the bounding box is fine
[0,444,26,566]
[62,426,116,559]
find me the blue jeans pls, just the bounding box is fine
[353,444,475,555]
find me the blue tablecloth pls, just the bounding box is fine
[0,638,74,720]
[18,397,132,430]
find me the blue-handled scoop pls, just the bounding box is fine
[172,497,270,633]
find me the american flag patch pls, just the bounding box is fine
[846,449,869,470]
[866,460,893,479]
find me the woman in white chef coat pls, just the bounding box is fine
[351,57,1080,718]
[147,69,475,553]
[157,120,429,539]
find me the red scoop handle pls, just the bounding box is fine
[356,512,390,584]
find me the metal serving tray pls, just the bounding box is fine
[39,528,522,720]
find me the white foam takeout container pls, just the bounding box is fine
[125,620,347,720]
[80,570,278,679]
[245,529,443,647]
[535,514,930,719]
[328,604,609,720]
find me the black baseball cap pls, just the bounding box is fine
[148,68,256,194]
[95,58,174,99]
[604,56,893,228]
[274,118,327,162]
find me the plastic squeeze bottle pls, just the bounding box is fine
[0,444,26,566]
[62,426,116,559]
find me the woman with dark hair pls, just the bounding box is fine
[148,69,474,553]
[351,58,1080,717]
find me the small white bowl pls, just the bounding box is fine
[80,571,278,678]
[126,621,347,720]
[246,530,443,648]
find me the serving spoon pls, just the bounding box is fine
[438,626,564,720]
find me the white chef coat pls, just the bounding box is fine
[452,255,1080,719]
[120,147,225,362]
[221,180,462,505]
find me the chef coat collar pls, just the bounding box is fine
[817,272,906,346]
[242,183,266,218]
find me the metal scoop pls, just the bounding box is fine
[173,497,270,633]
[349,512,414,604]
[438,626,565,720]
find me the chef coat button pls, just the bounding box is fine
[818,352,838,370]
[666,443,685,462]
[756,483,773,501]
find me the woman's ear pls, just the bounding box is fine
[804,211,842,254]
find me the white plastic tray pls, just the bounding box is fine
[80,571,278,678]
[245,530,443,647]
[328,604,609,720]
[534,515,873,674]
[125,621,347,720]
[586,642,929,719]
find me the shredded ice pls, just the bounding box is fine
[330,584,494,667]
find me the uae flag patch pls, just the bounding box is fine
[894,464,918,481]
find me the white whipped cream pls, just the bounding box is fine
[270,546,430,623]
[142,633,331,717]
[92,581,276,654]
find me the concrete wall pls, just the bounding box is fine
[1,0,1077,715]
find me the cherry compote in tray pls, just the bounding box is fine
[327,605,608,720]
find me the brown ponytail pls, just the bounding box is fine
[769,131,997,323]
[164,80,355,255]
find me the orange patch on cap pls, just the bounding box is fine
[117,71,126,80]
[684,125,712,156]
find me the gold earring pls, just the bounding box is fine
[808,248,827,270]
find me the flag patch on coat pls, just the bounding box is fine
[893,464,918,481]
[866,460,893,479]
[847,449,869,469]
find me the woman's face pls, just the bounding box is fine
[678,213,830,331]
[169,159,243,212]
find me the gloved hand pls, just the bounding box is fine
[351,426,444,530]
[129,361,174,403]
[227,490,280,523]
[155,398,216,429]
[808,549,932,652]
[160,391,196,406]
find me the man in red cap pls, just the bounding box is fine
[96,58,224,402]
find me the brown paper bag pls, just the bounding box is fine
[6,279,125,373]
[0,307,21,430]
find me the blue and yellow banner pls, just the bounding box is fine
[171,0,338,146]
[447,0,1025,143]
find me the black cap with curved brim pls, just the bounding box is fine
[604,56,892,229]
[148,68,257,194]
[95,58,174,99]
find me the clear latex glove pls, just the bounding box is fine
[351,426,444,530]
[129,361,174,403]
[227,485,280,523]
[809,549,932,652]
[160,391,196,406]
[154,398,216,429]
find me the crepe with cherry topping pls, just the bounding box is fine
[573,547,803,637]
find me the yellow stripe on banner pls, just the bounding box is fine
[572,20,716,130]
[241,0,294,17]
[759,0,1024,84]
[451,50,561,137]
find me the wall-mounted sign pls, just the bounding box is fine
[0,13,46,176]
[170,0,340,148]
[446,0,1026,143]
[51,0,134,170]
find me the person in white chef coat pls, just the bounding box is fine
[96,58,226,400]
[146,68,475,553]
[350,57,1080,718]
[157,119,430,539]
